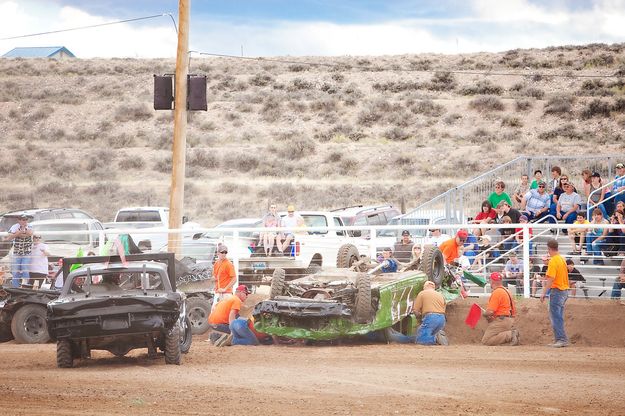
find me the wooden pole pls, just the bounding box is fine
[168,0,189,253]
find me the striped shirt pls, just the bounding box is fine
[524,189,551,214]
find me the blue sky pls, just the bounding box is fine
[1,0,624,58]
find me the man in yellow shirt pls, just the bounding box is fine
[542,238,570,348]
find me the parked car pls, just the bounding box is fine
[29,218,105,262]
[0,208,97,257]
[331,205,401,237]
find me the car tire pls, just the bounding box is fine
[165,326,181,365]
[354,272,372,324]
[11,304,50,344]
[270,268,286,299]
[304,263,321,276]
[185,297,211,335]
[56,339,73,368]
[337,244,359,269]
[421,245,444,288]
[0,312,14,343]
[180,317,192,354]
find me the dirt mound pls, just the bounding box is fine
[446,297,625,347]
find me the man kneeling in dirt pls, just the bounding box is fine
[482,272,519,346]
[413,281,448,345]
[208,285,259,346]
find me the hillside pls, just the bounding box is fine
[0,43,624,225]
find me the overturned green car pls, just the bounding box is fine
[253,245,482,341]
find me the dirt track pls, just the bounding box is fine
[2,298,625,416]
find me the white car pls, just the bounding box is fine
[30,218,105,260]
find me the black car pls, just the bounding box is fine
[46,253,191,368]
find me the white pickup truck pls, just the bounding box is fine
[103,207,200,251]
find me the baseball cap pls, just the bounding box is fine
[616,163,624,169]
[519,214,529,222]
[401,230,410,236]
[18,214,28,220]
[217,244,228,253]
[236,284,250,294]
[456,230,468,240]
[591,171,601,178]
[490,272,503,281]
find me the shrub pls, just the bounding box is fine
[357,99,393,126]
[153,156,172,173]
[581,99,612,118]
[425,71,456,91]
[372,81,421,93]
[222,152,260,173]
[108,133,137,148]
[289,78,315,91]
[288,64,308,72]
[501,116,523,128]
[409,100,445,117]
[538,124,583,140]
[187,149,219,168]
[544,95,573,115]
[249,73,274,87]
[114,103,153,122]
[467,128,496,143]
[468,95,505,111]
[384,127,411,141]
[118,156,145,170]
[515,99,533,111]
[459,80,503,96]
[278,136,316,159]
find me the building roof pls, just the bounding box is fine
[2,46,75,58]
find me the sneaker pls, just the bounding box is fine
[548,340,569,348]
[510,329,520,346]
[213,333,232,347]
[435,330,449,346]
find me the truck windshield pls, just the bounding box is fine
[116,211,163,222]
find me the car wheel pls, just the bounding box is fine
[11,304,50,344]
[180,317,192,354]
[304,263,321,276]
[421,245,444,288]
[185,297,211,335]
[270,268,286,299]
[336,244,359,269]
[165,326,181,365]
[354,272,372,324]
[56,339,73,368]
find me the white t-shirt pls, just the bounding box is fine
[280,214,303,234]
[30,242,49,274]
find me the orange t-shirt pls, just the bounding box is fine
[208,295,241,325]
[546,253,569,290]
[213,258,236,293]
[487,287,515,317]
[439,238,461,264]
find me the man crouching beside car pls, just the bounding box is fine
[412,281,448,345]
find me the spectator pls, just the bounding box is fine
[487,180,512,210]
[586,208,609,265]
[426,228,451,246]
[531,257,549,297]
[29,234,51,289]
[261,204,279,256]
[556,181,582,227]
[549,174,576,219]
[496,200,521,224]
[581,168,593,199]
[569,212,590,255]
[542,239,570,348]
[587,172,608,220]
[514,214,533,253]
[380,247,399,273]
[439,230,468,264]
[463,231,479,265]
[403,244,423,271]
[566,259,586,297]
[521,180,552,222]
[512,174,530,209]
[610,258,625,300]
[481,272,519,346]
[278,205,305,254]
[530,169,543,189]
[503,252,524,295]
[605,209,625,256]
[412,281,447,345]
[548,166,562,194]
[470,200,497,236]
[393,230,414,263]
[208,285,258,346]
[5,214,33,287]
[499,215,517,252]
[212,244,236,305]
[611,163,625,208]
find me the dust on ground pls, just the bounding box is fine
[1,298,624,416]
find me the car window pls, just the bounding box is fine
[366,213,384,226]
[301,215,328,234]
[34,223,90,244]
[57,212,74,219]
[72,212,92,219]
[116,211,162,222]
[0,216,18,231]
[69,271,164,294]
[333,217,345,236]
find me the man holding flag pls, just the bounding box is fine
[481,272,519,346]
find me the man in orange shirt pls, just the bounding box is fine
[439,230,468,264]
[481,272,519,346]
[212,244,236,306]
[208,284,258,346]
[542,238,570,348]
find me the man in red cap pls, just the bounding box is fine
[481,272,519,346]
[208,284,259,346]
[439,230,468,264]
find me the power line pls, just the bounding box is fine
[0,13,177,41]
[190,51,623,79]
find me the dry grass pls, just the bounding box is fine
[1,43,624,225]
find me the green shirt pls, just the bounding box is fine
[488,192,512,209]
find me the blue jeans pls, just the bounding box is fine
[586,234,605,258]
[549,288,569,343]
[416,313,446,345]
[11,255,31,287]
[558,211,577,225]
[230,318,259,345]
[612,281,625,299]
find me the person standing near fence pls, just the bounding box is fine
[542,238,570,348]
[5,214,33,287]
[212,244,236,307]
[29,234,51,289]
[481,272,519,346]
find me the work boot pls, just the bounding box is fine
[548,340,569,348]
[435,330,449,346]
[509,329,520,346]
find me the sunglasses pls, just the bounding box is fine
[538,185,546,188]
[33,236,42,239]
[219,250,228,254]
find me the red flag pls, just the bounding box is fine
[464,303,483,329]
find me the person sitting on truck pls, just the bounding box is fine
[261,204,279,256]
[213,244,236,304]
[277,205,305,254]
[393,230,413,263]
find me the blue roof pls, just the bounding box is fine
[2,46,75,58]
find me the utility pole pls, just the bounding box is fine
[168,0,189,253]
